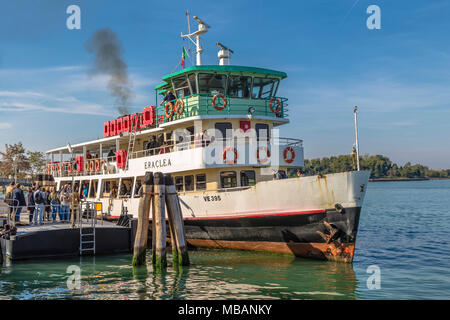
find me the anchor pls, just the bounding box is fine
[317,221,341,244]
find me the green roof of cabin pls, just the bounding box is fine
[154,65,287,91]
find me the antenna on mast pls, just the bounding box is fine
[354,106,360,171]
[181,14,210,66]
[216,42,234,65]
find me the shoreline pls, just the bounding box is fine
[369,177,450,182]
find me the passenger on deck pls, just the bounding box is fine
[120,183,128,197]
[134,181,142,198]
[107,149,115,159]
[70,186,80,222]
[161,90,176,105]
[44,188,51,221]
[146,136,157,156]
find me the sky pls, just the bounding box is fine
[0,0,449,169]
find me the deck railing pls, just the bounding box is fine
[156,93,288,125]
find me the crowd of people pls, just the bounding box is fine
[3,181,84,226]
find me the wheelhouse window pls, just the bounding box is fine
[188,74,197,94]
[251,78,279,99]
[198,73,227,94]
[185,175,194,191]
[173,76,191,98]
[196,174,206,190]
[175,176,184,192]
[226,76,251,98]
[240,170,256,187]
[220,171,237,189]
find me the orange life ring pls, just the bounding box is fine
[67,163,72,174]
[256,146,271,164]
[212,94,227,111]
[46,165,50,175]
[175,99,185,115]
[269,97,281,113]
[51,164,55,172]
[89,160,95,172]
[222,146,238,164]
[164,102,174,118]
[283,147,295,164]
[95,160,100,172]
[84,162,89,172]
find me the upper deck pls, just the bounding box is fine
[154,65,289,127]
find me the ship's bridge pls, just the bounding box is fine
[154,65,289,127]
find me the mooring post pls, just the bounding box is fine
[164,173,190,266]
[132,172,153,266]
[152,172,167,269]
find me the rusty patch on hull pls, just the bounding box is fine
[185,239,355,263]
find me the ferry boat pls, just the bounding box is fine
[45,15,370,263]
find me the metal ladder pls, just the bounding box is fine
[79,202,96,256]
[125,113,140,170]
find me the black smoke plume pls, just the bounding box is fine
[86,28,132,115]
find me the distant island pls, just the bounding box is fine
[288,154,450,181]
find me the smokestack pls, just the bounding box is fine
[86,28,133,115]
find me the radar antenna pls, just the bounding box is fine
[181,14,210,66]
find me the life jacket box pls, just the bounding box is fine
[104,121,111,137]
[110,120,117,136]
[143,106,156,127]
[116,117,124,135]
[76,156,84,172]
[122,115,130,133]
[116,150,128,169]
[130,113,141,131]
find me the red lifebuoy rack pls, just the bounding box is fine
[283,147,296,164]
[256,146,271,164]
[212,94,228,111]
[110,120,117,136]
[142,106,156,127]
[103,121,111,137]
[269,97,281,113]
[175,99,185,115]
[223,146,238,165]
[165,102,174,118]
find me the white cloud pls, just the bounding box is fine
[0,122,12,130]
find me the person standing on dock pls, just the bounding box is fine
[33,186,45,225]
[12,184,26,224]
[27,186,35,224]
[60,185,70,222]
[70,186,80,222]
[49,187,60,223]
[44,188,51,221]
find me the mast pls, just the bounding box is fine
[354,106,360,171]
[181,15,210,66]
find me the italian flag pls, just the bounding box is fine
[181,46,189,68]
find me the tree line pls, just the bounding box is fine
[294,154,450,179]
[0,142,47,180]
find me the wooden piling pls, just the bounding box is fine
[132,172,153,266]
[164,173,190,266]
[152,172,167,269]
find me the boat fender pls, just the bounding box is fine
[164,102,174,118]
[212,94,227,111]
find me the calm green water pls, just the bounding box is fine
[1,180,449,300]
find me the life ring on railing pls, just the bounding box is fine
[256,146,271,164]
[51,164,55,172]
[164,102,174,118]
[57,164,61,176]
[212,94,227,111]
[100,159,105,172]
[283,147,295,164]
[84,162,89,172]
[89,160,95,173]
[67,163,72,174]
[46,165,50,175]
[95,160,100,172]
[269,97,281,113]
[222,146,238,164]
[175,99,185,115]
